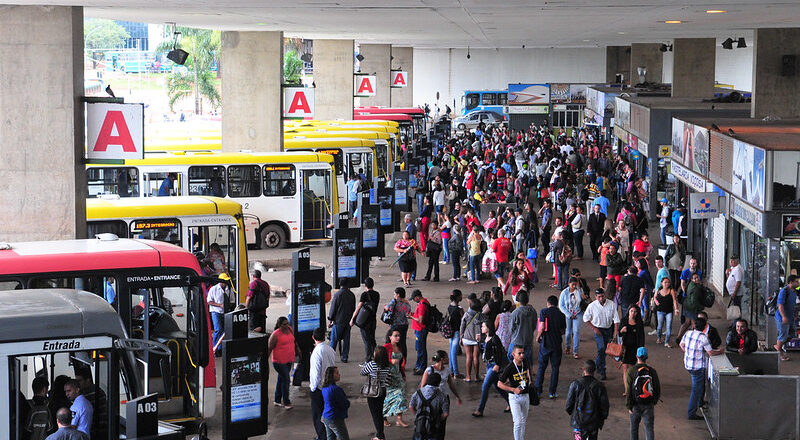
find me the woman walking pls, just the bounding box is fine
[394,231,422,287]
[460,293,484,382]
[361,346,391,440]
[503,258,533,302]
[383,330,410,427]
[620,304,645,395]
[441,213,452,264]
[447,290,465,378]
[467,226,484,284]
[422,220,442,282]
[268,316,300,409]
[654,277,680,347]
[495,300,514,350]
[421,350,463,437]
[321,366,351,440]
[473,321,510,417]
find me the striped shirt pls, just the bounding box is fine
[681,330,712,371]
[360,361,391,387]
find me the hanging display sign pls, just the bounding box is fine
[732,139,766,210]
[730,196,764,236]
[782,215,800,238]
[391,70,408,88]
[689,192,720,219]
[671,118,710,176]
[354,74,377,97]
[507,105,549,114]
[86,102,144,160]
[672,162,707,193]
[283,87,314,118]
[659,145,671,158]
[508,84,550,105]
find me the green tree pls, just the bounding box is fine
[156,27,221,114]
[284,50,303,84]
[84,18,129,67]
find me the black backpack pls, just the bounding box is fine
[574,379,602,429]
[247,282,269,311]
[426,304,444,334]
[413,389,442,440]
[701,286,715,308]
[26,398,53,440]
[632,365,655,405]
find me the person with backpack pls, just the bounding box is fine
[27,376,54,440]
[677,273,705,342]
[350,278,380,363]
[775,275,800,361]
[460,293,484,382]
[245,269,270,333]
[565,359,610,440]
[497,345,535,440]
[420,350,463,438]
[411,289,431,375]
[625,347,660,440]
[410,372,449,440]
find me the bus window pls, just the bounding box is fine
[347,152,373,183]
[87,220,129,239]
[317,149,344,176]
[191,225,236,279]
[188,166,226,197]
[130,219,182,246]
[87,167,138,197]
[375,144,388,178]
[465,93,479,111]
[144,172,182,197]
[482,93,497,106]
[228,165,262,198]
[264,165,296,196]
[498,93,508,106]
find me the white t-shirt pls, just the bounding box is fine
[206,283,229,314]
[433,189,446,206]
[726,264,744,296]
[571,213,585,232]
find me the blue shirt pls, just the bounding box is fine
[655,267,669,293]
[680,268,703,283]
[502,162,513,173]
[595,175,604,192]
[322,383,350,420]
[591,196,610,216]
[346,179,360,202]
[158,177,172,196]
[70,394,93,435]
[541,208,552,229]
[672,209,682,234]
[104,281,115,305]
[776,286,797,323]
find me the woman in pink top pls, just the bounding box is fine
[268,316,300,408]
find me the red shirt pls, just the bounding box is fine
[632,239,652,255]
[412,298,429,331]
[492,237,513,263]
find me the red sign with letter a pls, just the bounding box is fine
[86,102,144,160]
[284,87,315,118]
[391,70,408,88]
[354,75,377,97]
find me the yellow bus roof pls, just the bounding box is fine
[88,151,335,167]
[286,119,399,128]
[144,139,222,152]
[283,138,376,149]
[87,196,243,220]
[285,124,397,134]
[285,130,391,141]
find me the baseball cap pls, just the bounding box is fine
[218,273,231,281]
[660,198,669,204]
[637,347,649,359]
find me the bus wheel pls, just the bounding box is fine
[457,123,466,130]
[260,225,286,249]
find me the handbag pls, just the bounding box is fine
[360,374,381,398]
[380,302,395,325]
[605,341,624,358]
[726,304,742,321]
[526,247,538,260]
[355,302,375,328]
[529,389,540,406]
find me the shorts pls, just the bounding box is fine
[494,262,509,279]
[599,265,607,279]
[462,338,478,346]
[682,308,698,321]
[249,312,266,331]
[399,259,416,274]
[778,322,795,342]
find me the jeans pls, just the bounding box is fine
[574,229,585,258]
[515,235,525,254]
[367,389,386,439]
[630,404,655,440]
[507,343,534,367]
[688,368,706,419]
[330,323,351,361]
[449,332,461,376]
[557,262,570,290]
[417,192,425,215]
[660,226,667,245]
[470,255,481,281]
[273,362,292,405]
[360,320,377,362]
[211,312,224,347]
[442,237,450,263]
[565,314,582,353]
[415,329,429,371]
[508,392,530,440]
[451,253,462,279]
[593,326,613,376]
[311,388,326,440]
[322,417,351,440]
[477,362,508,412]
[535,348,562,396]
[656,311,673,342]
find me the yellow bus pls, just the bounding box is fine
[285,119,400,129]
[86,195,249,300]
[284,129,396,179]
[86,151,338,249]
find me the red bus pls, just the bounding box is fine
[0,237,217,426]
[356,106,427,140]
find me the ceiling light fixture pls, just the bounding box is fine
[660,43,673,52]
[166,23,188,65]
[737,37,747,48]
[355,54,365,62]
[664,20,682,24]
[721,38,734,49]
[705,9,726,13]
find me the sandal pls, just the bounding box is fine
[573,353,580,359]
[504,406,511,413]
[781,355,791,361]
[472,411,483,417]
[384,420,392,427]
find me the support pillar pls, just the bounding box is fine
[314,39,354,120]
[0,6,85,241]
[672,38,716,98]
[752,28,800,119]
[357,44,391,107]
[629,43,663,85]
[605,46,631,84]
[221,31,283,152]
[391,46,414,107]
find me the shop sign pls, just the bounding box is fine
[638,139,648,156]
[730,196,763,236]
[689,192,720,219]
[283,87,314,118]
[507,105,549,114]
[659,145,671,158]
[782,215,800,238]
[671,162,706,192]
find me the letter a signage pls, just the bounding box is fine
[354,74,377,97]
[86,102,144,160]
[391,70,408,88]
[283,87,315,118]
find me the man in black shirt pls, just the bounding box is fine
[619,266,645,313]
[498,346,534,440]
[536,295,567,399]
[350,277,380,363]
[328,287,356,362]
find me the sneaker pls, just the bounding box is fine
[648,329,658,336]
[274,402,284,408]
[548,393,558,399]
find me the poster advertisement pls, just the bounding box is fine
[615,97,630,130]
[230,355,261,423]
[296,282,321,332]
[337,237,357,278]
[671,118,684,164]
[394,178,407,204]
[732,139,766,210]
[569,84,589,104]
[783,215,800,238]
[378,194,393,226]
[550,83,570,103]
[508,84,550,105]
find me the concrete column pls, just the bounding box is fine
[752,28,800,119]
[391,46,414,107]
[672,38,716,98]
[221,31,283,152]
[314,39,354,120]
[0,6,85,241]
[629,43,663,85]
[606,46,631,84]
[357,44,391,106]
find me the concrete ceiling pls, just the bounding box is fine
[18,0,800,48]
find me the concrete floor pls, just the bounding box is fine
[202,235,799,440]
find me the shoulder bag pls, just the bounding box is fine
[360,374,381,398]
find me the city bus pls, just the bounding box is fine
[355,107,427,143]
[86,151,337,248]
[460,90,509,116]
[285,119,400,129]
[86,195,249,300]
[353,113,415,147]
[145,139,222,153]
[284,129,396,179]
[3,288,185,439]
[0,238,217,426]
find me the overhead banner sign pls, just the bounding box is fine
[731,196,764,236]
[671,118,709,177]
[86,102,144,160]
[507,105,549,114]
[354,74,377,97]
[391,70,408,88]
[732,139,766,210]
[283,87,314,118]
[508,84,550,105]
[672,162,707,193]
[689,192,720,219]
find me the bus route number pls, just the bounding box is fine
[137,402,157,414]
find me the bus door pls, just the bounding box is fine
[188,223,239,293]
[300,168,333,240]
[465,92,480,114]
[143,171,184,197]
[346,151,374,185]
[375,140,390,179]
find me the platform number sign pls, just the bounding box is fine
[126,393,158,437]
[355,74,377,97]
[86,102,144,160]
[284,86,315,118]
[391,70,408,88]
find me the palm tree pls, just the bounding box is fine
[157,27,220,114]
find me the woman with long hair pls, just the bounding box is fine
[447,290,465,378]
[321,366,351,440]
[620,304,645,396]
[382,330,410,427]
[503,257,532,302]
[268,316,300,409]
[422,219,442,282]
[460,293,484,382]
[361,346,391,440]
[653,277,680,348]
[394,230,422,287]
[495,299,514,350]
[473,320,509,417]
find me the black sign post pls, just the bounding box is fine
[332,227,361,289]
[221,336,269,440]
[125,393,159,438]
[224,309,249,341]
[392,170,409,229]
[291,248,326,385]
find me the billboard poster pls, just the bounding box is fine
[569,84,589,104]
[508,84,550,105]
[550,83,570,103]
[783,215,800,238]
[615,98,630,130]
[732,139,766,210]
[671,118,685,164]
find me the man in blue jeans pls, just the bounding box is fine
[410,289,430,374]
[679,316,723,419]
[535,295,566,399]
[328,287,356,362]
[206,273,232,349]
[582,288,619,380]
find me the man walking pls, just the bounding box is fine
[498,345,535,440]
[656,198,670,245]
[591,190,610,217]
[411,289,431,374]
[587,204,606,261]
[350,277,380,363]
[536,295,566,399]
[583,288,619,380]
[566,360,610,440]
[310,327,336,440]
[775,275,799,361]
[680,316,723,420]
[410,372,449,440]
[509,290,538,365]
[626,347,660,440]
[245,269,270,333]
[328,286,356,363]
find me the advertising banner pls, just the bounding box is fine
[671,118,709,176]
[391,70,408,88]
[732,139,766,210]
[550,83,570,103]
[730,196,764,236]
[86,102,144,160]
[672,162,707,192]
[615,97,630,131]
[508,84,550,105]
[689,192,720,219]
[569,84,589,104]
[283,87,314,118]
[507,105,549,114]
[354,74,377,97]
